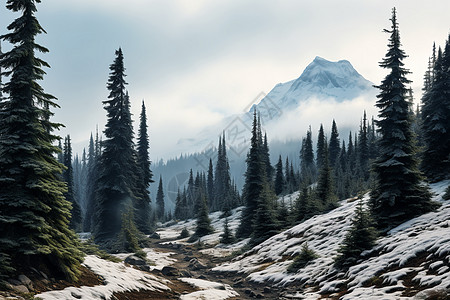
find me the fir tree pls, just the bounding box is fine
[63,135,82,232]
[220,217,236,244]
[300,126,316,183]
[358,111,370,180]
[369,8,437,232]
[315,142,337,210]
[156,176,165,221]
[328,119,341,168]
[237,111,266,238]
[250,182,279,246]
[335,200,377,269]
[262,133,274,182]
[0,0,82,280]
[316,124,326,171]
[207,158,214,206]
[421,39,450,182]
[194,195,214,238]
[274,155,285,195]
[134,100,152,234]
[83,133,97,231]
[94,49,140,249]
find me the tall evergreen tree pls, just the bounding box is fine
[250,182,278,246]
[156,176,165,221]
[262,133,273,182]
[358,111,370,180]
[135,100,153,233]
[194,195,214,238]
[316,124,326,171]
[83,133,97,231]
[63,135,82,232]
[274,155,285,195]
[369,8,437,232]
[300,126,315,183]
[94,48,140,248]
[315,142,337,210]
[207,158,214,206]
[421,39,450,182]
[213,133,233,213]
[0,0,82,280]
[328,120,341,168]
[237,111,266,238]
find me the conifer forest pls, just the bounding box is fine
[0,1,449,299]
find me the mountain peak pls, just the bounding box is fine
[297,57,365,88]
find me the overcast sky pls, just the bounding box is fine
[1,1,449,160]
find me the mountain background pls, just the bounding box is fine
[151,57,378,213]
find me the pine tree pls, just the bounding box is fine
[358,111,370,180]
[262,133,274,182]
[94,48,141,249]
[63,135,82,232]
[135,100,153,234]
[274,155,285,195]
[369,8,437,232]
[315,142,337,210]
[207,158,214,206]
[83,133,97,231]
[300,127,316,184]
[421,39,450,182]
[0,0,82,280]
[250,182,278,246]
[237,111,266,238]
[156,176,165,221]
[316,124,326,171]
[214,134,233,213]
[328,120,341,168]
[220,217,236,244]
[194,195,214,238]
[335,200,377,269]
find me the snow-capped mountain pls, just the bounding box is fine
[251,56,374,115]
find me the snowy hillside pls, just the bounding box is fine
[156,181,450,299]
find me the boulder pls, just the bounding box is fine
[149,232,161,239]
[18,275,33,290]
[161,266,179,276]
[188,258,207,270]
[124,255,146,266]
[7,283,29,294]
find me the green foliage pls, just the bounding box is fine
[274,155,285,195]
[79,239,121,263]
[369,8,437,232]
[249,182,279,246]
[335,200,377,269]
[156,176,165,221]
[443,186,450,200]
[115,208,141,253]
[287,243,319,273]
[195,195,214,238]
[220,218,236,244]
[0,0,83,281]
[179,227,190,239]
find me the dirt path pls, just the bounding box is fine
[146,237,285,300]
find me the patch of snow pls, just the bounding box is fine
[35,255,170,300]
[179,278,239,300]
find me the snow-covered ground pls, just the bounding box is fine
[210,180,450,299]
[179,278,239,300]
[35,255,170,300]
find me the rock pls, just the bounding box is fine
[415,288,449,299]
[7,283,29,294]
[149,232,161,239]
[188,258,207,270]
[71,291,82,299]
[180,270,192,277]
[161,266,179,276]
[7,279,21,286]
[138,265,151,272]
[198,275,207,280]
[183,256,193,262]
[18,275,33,290]
[263,287,271,294]
[124,255,146,266]
[244,289,252,295]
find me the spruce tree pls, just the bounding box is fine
[358,111,369,180]
[237,111,266,238]
[83,133,97,231]
[135,100,153,234]
[274,155,285,195]
[335,200,377,269]
[316,124,326,171]
[156,176,165,221]
[262,133,274,182]
[369,8,437,232]
[63,135,82,232]
[207,158,214,206]
[421,39,450,182]
[315,142,337,210]
[250,182,279,246]
[220,217,236,244]
[0,0,82,280]
[328,120,341,168]
[300,127,315,183]
[94,49,140,249]
[194,195,214,238]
